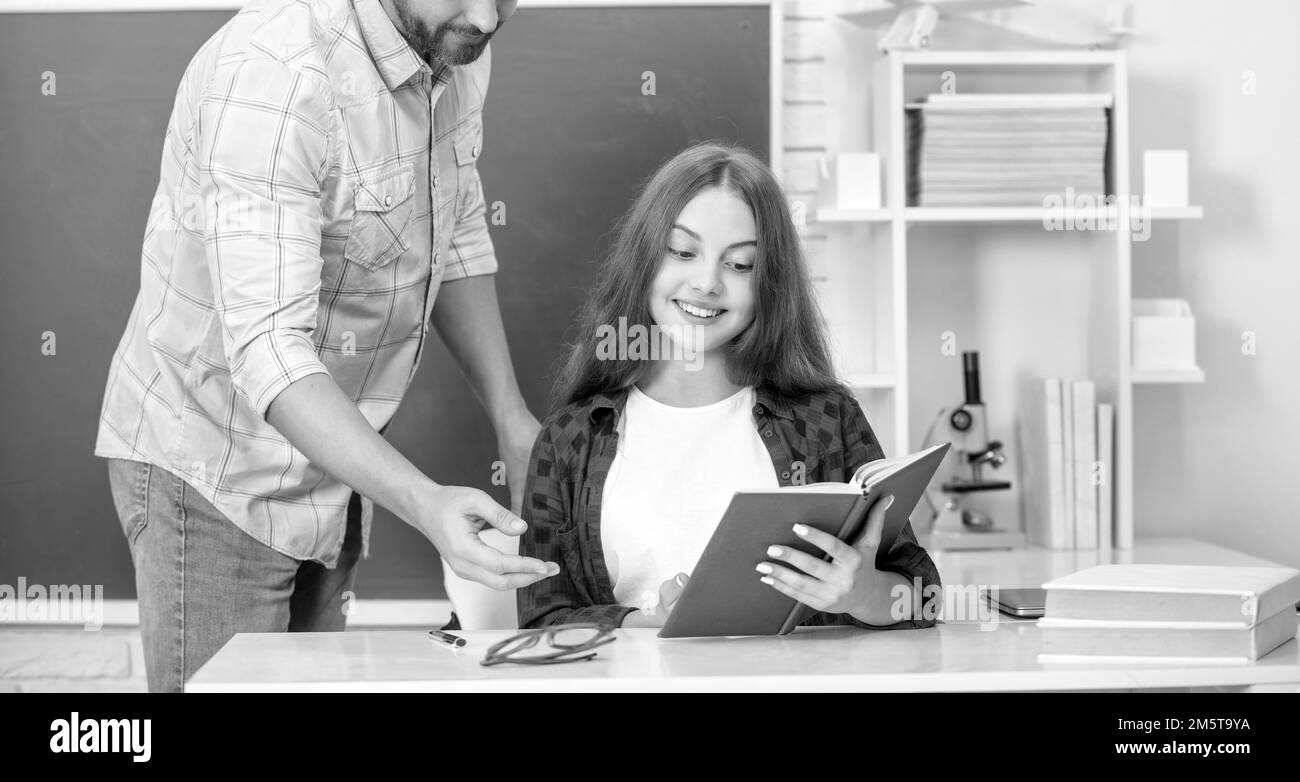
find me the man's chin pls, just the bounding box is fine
[434,43,489,66]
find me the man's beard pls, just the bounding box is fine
[392,0,498,67]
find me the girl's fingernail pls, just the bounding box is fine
[767,545,782,557]
[885,495,896,510]
[760,576,775,586]
[792,524,809,536]
[755,563,773,575]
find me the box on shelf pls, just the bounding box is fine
[1142,150,1189,208]
[1132,298,1198,370]
[818,153,882,211]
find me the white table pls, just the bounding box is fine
[187,537,1300,692]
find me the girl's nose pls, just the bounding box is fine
[689,261,722,295]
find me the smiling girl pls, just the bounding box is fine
[517,142,940,631]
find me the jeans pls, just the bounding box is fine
[106,458,363,692]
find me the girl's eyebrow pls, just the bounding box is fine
[671,223,757,251]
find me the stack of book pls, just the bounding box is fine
[1038,565,1300,663]
[905,93,1112,207]
[1018,377,1114,550]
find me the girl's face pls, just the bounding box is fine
[648,186,758,355]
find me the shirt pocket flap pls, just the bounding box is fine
[354,163,415,212]
[453,120,482,166]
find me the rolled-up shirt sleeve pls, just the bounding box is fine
[444,159,498,281]
[196,57,332,418]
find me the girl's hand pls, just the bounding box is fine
[621,573,690,628]
[757,494,901,624]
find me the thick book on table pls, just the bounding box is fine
[1037,609,1298,662]
[1042,564,1300,625]
[658,442,951,639]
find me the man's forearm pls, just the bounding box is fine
[265,372,434,525]
[430,274,528,423]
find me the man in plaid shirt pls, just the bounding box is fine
[94,0,556,692]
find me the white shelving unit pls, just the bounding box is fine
[818,206,1205,223]
[812,46,1203,547]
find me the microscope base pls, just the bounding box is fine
[920,529,1026,552]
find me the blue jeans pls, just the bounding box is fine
[106,458,362,692]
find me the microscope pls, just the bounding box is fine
[920,351,1026,551]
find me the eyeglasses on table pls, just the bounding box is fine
[480,622,618,667]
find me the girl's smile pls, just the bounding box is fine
[649,186,758,354]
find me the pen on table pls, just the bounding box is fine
[428,630,467,648]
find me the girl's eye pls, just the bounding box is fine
[727,259,754,272]
[669,247,696,260]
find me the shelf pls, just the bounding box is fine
[892,50,1123,68]
[817,208,892,223]
[1132,367,1206,384]
[816,206,1204,225]
[846,373,897,390]
[1140,206,1204,220]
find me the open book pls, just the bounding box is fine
[659,442,951,638]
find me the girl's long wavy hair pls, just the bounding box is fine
[555,141,844,406]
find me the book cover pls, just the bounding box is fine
[1061,380,1076,550]
[1072,380,1097,550]
[1097,403,1114,551]
[659,443,951,638]
[1019,378,1069,549]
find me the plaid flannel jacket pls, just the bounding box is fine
[517,385,942,630]
[94,0,495,566]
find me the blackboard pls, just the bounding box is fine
[0,5,770,599]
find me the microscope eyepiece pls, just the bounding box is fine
[962,351,982,405]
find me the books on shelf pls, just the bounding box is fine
[1019,378,1067,550]
[1038,564,1300,662]
[905,93,1111,207]
[1096,403,1114,551]
[1018,377,1113,550]
[1071,380,1097,550]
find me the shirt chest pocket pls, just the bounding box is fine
[344,162,417,271]
[451,117,483,216]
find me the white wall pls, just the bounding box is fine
[1126,0,1300,567]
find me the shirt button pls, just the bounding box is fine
[753,404,764,416]
[764,430,774,438]
[780,471,791,480]
[432,175,439,189]
[384,195,393,207]
[472,144,480,157]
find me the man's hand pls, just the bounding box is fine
[412,483,559,590]
[622,573,690,628]
[495,405,541,515]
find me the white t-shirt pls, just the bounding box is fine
[600,385,780,611]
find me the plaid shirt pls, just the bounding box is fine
[518,385,943,630]
[94,0,496,566]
